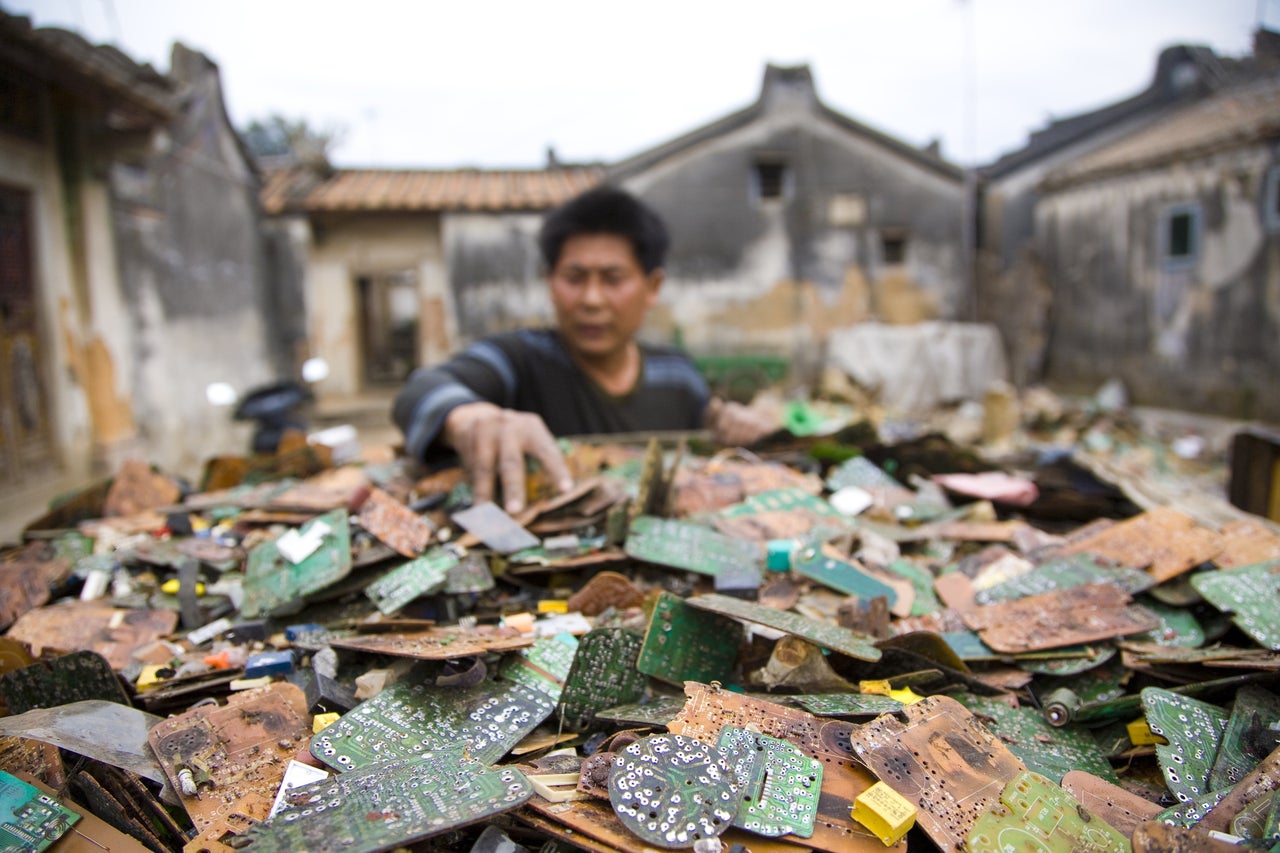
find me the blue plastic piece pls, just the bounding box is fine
[245,650,296,679]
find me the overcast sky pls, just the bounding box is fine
[11,0,1275,169]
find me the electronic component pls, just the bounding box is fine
[608,733,739,849]
[637,592,741,686]
[1060,770,1162,838]
[1209,685,1280,791]
[243,509,352,617]
[966,771,1129,853]
[558,628,648,731]
[0,770,78,851]
[363,548,456,614]
[356,486,433,557]
[961,582,1159,653]
[625,516,763,579]
[851,781,915,846]
[1191,559,1280,650]
[1141,687,1228,803]
[974,553,1153,605]
[792,693,904,717]
[669,681,890,853]
[238,750,531,853]
[311,677,556,770]
[148,682,311,852]
[0,650,129,714]
[686,593,880,661]
[498,634,579,695]
[451,501,539,554]
[953,693,1117,782]
[791,544,899,607]
[1061,506,1222,583]
[717,725,821,837]
[847,694,1026,851]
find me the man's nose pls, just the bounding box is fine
[580,276,607,304]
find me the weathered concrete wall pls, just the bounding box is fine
[107,44,280,476]
[443,212,547,341]
[619,113,965,377]
[0,107,96,481]
[306,212,451,392]
[1037,145,1280,420]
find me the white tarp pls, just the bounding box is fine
[826,322,1008,413]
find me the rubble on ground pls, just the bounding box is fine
[0,388,1277,853]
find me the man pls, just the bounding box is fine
[393,186,774,513]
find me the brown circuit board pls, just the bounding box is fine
[847,694,1027,851]
[1061,506,1223,582]
[327,626,534,660]
[356,486,433,557]
[667,681,899,853]
[960,582,1159,653]
[146,682,311,852]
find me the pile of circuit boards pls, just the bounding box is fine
[0,423,1278,853]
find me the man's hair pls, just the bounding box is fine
[538,186,670,274]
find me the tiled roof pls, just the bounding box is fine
[1044,75,1280,189]
[261,166,605,215]
[0,10,175,128]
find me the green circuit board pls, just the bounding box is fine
[1018,645,1118,676]
[954,693,1117,783]
[608,733,739,850]
[594,695,689,727]
[883,559,941,615]
[1141,687,1229,803]
[625,515,762,578]
[498,634,578,696]
[637,592,741,686]
[1209,685,1280,791]
[1155,789,1231,827]
[243,509,351,617]
[791,693,904,717]
[825,456,903,491]
[717,725,822,837]
[966,771,1129,853]
[1135,597,1205,647]
[557,628,648,731]
[1191,560,1280,650]
[0,771,78,852]
[790,545,898,604]
[363,548,456,614]
[685,593,881,662]
[238,751,531,853]
[975,553,1153,605]
[311,677,556,770]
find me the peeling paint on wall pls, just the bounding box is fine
[58,297,135,446]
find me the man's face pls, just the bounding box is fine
[548,233,662,365]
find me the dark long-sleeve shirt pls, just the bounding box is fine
[392,329,711,461]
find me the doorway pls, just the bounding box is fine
[0,185,55,485]
[357,270,419,387]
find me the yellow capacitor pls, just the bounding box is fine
[852,781,917,846]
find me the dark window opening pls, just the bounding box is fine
[1167,212,1194,258]
[755,162,786,200]
[1161,204,1199,266]
[881,229,908,265]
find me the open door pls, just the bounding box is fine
[357,270,419,387]
[0,185,55,485]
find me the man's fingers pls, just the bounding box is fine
[469,412,499,505]
[498,425,529,514]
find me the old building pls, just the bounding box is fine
[0,11,293,503]
[977,39,1263,389]
[610,64,966,377]
[979,30,1280,420]
[265,64,966,402]
[260,167,602,398]
[1035,72,1280,420]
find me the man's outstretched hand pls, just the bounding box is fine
[704,397,779,448]
[441,402,574,514]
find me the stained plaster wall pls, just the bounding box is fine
[106,45,284,477]
[1037,145,1280,420]
[443,212,548,340]
[0,113,96,480]
[619,121,964,377]
[306,212,452,394]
